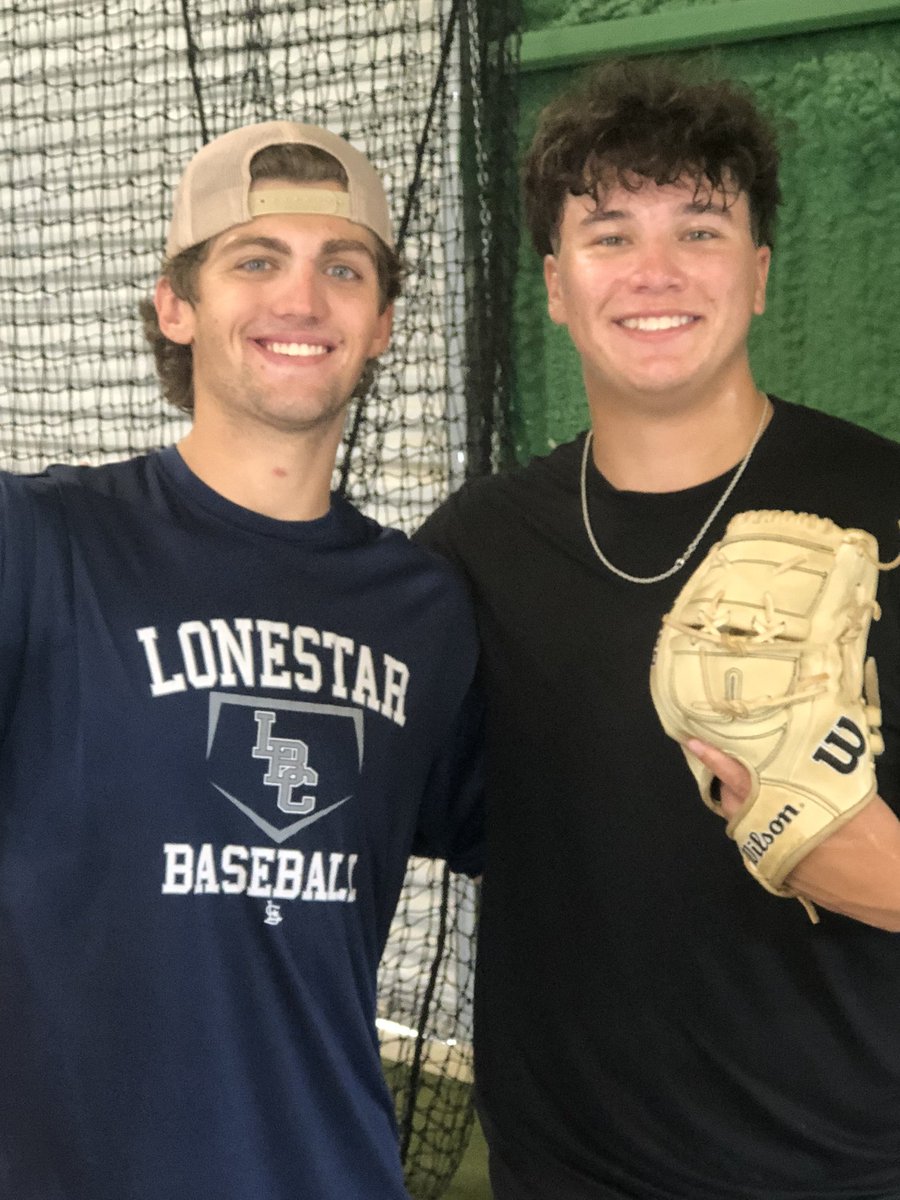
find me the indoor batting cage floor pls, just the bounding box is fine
[381,1056,490,1198]
[445,1116,490,1199]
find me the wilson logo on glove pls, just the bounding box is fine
[812,716,866,775]
[740,803,801,865]
[650,509,900,921]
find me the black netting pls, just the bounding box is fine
[1,2,519,1195]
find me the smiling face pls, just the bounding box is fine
[154,179,393,441]
[543,176,771,414]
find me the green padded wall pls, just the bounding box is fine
[514,5,900,459]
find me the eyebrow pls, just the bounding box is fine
[581,199,735,225]
[320,237,378,265]
[683,199,734,219]
[218,234,378,264]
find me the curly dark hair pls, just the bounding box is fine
[141,142,402,415]
[523,58,782,257]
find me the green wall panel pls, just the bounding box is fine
[513,16,900,459]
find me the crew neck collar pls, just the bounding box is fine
[156,445,368,545]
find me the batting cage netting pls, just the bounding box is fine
[1,2,519,1195]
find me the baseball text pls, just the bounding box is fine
[162,842,359,902]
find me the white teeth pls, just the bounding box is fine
[266,341,330,357]
[620,315,695,332]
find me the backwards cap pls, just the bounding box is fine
[165,120,393,259]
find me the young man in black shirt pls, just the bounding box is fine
[419,59,900,1200]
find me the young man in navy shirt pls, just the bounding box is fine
[0,121,482,1200]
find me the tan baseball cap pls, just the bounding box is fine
[165,120,393,259]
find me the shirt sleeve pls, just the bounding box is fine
[412,492,487,874]
[411,679,485,877]
[0,473,35,739]
[415,489,469,564]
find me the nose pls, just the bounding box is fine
[269,263,327,321]
[629,237,685,291]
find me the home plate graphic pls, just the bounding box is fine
[206,692,364,844]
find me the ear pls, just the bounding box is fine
[753,244,772,316]
[367,301,394,358]
[543,254,567,327]
[154,277,196,346]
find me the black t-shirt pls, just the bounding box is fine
[417,398,900,1200]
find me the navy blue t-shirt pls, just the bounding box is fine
[0,448,483,1200]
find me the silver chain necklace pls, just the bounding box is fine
[579,397,770,585]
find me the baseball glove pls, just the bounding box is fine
[650,509,897,916]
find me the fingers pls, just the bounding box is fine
[684,739,752,817]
